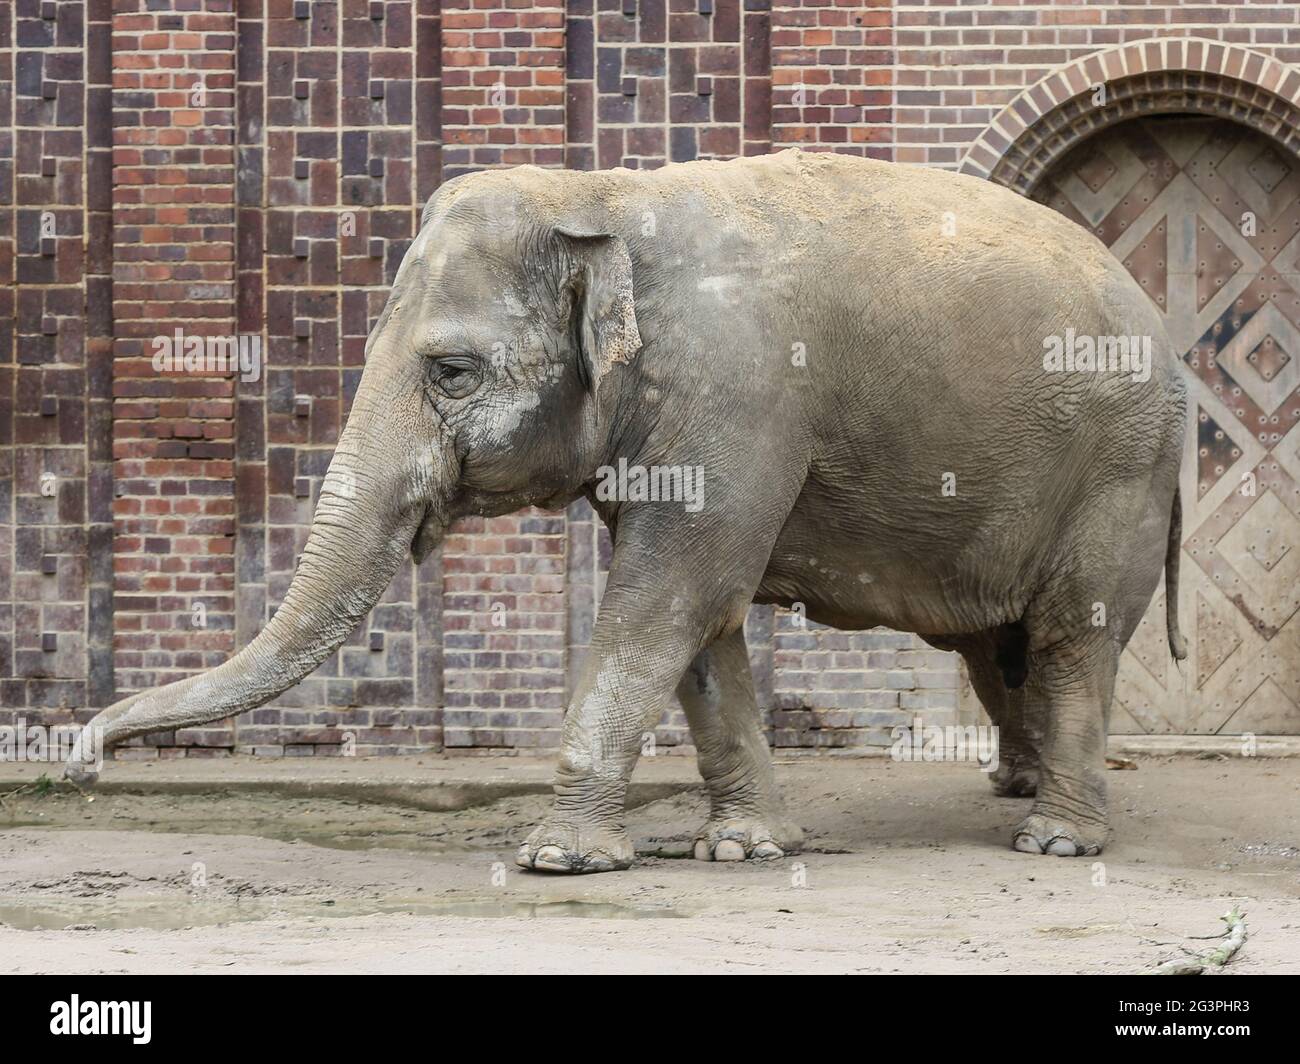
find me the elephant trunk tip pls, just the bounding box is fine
[64,760,100,787]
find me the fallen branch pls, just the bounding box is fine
[1150,906,1247,975]
[0,773,57,809]
[0,781,33,810]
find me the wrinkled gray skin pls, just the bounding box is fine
[65,150,1187,871]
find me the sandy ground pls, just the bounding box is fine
[0,755,1296,974]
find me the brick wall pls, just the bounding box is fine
[4,0,1299,758]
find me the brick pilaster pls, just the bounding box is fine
[440,0,566,178]
[436,0,569,750]
[109,0,239,730]
[771,0,891,155]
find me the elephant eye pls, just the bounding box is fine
[431,355,481,399]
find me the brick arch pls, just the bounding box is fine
[959,40,1300,195]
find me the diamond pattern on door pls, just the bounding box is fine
[1034,116,1300,734]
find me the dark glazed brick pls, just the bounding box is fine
[596,48,622,94]
[637,0,665,42]
[567,17,594,80]
[670,125,697,162]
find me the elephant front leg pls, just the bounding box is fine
[515,450,803,874]
[515,578,720,874]
[677,627,802,862]
[516,636,702,873]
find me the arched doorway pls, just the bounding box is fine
[1038,116,1300,735]
[963,43,1300,736]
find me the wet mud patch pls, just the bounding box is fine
[0,788,559,854]
[0,788,704,934]
[0,896,685,932]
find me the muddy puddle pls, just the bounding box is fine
[0,787,699,932]
[0,897,686,931]
[1,788,552,854]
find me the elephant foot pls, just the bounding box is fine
[1012,811,1106,857]
[515,817,633,874]
[988,760,1038,797]
[693,814,803,863]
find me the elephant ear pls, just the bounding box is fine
[555,226,642,401]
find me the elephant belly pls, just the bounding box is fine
[756,512,1023,638]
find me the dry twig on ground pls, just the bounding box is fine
[1150,906,1247,975]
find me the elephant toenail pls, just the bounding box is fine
[1046,837,1079,857]
[693,840,714,861]
[713,840,746,862]
[752,841,784,860]
[1013,833,1045,854]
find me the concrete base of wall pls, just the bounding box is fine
[1109,735,1300,758]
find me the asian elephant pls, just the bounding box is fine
[65,148,1188,872]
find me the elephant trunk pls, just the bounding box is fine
[65,376,444,781]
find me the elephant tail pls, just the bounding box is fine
[1165,486,1188,661]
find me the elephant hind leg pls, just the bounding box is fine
[1011,641,1116,857]
[954,631,1042,798]
[1007,580,1123,857]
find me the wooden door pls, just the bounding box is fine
[1035,116,1300,734]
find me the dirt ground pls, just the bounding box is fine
[0,755,1296,974]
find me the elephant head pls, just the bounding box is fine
[65,168,641,779]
